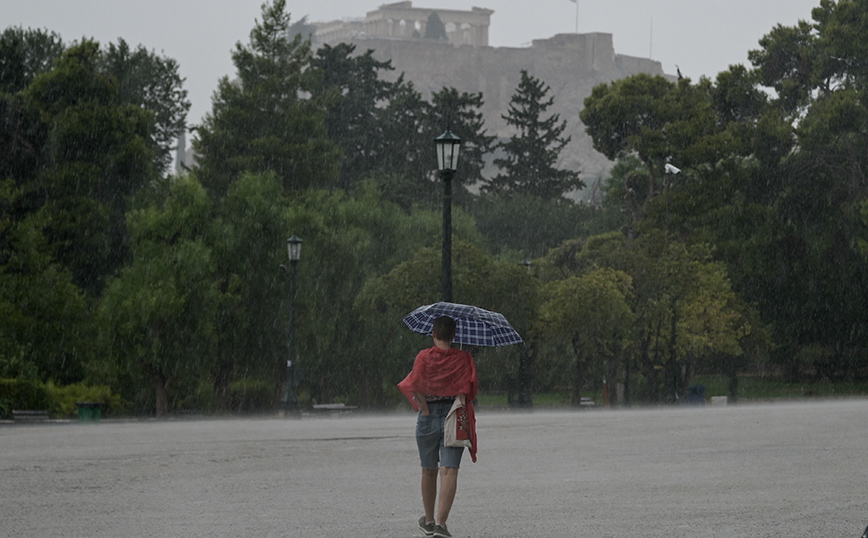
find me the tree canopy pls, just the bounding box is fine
[8,0,868,417]
[193,0,339,195]
[486,70,584,198]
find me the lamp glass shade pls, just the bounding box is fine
[434,130,462,172]
[286,235,303,262]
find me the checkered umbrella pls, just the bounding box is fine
[402,302,524,347]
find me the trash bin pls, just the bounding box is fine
[687,385,705,405]
[76,402,103,422]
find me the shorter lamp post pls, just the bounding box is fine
[281,235,302,412]
[434,130,461,303]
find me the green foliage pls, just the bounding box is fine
[486,70,583,198]
[470,192,597,258]
[0,180,94,383]
[581,74,676,165]
[22,40,157,294]
[372,79,432,205]
[194,0,339,195]
[536,267,633,405]
[536,230,760,404]
[0,378,50,417]
[429,87,496,189]
[98,176,220,417]
[0,27,188,177]
[311,42,399,190]
[580,73,723,207]
[287,15,316,42]
[577,2,868,390]
[42,381,123,417]
[355,238,538,403]
[0,26,64,94]
[227,377,275,413]
[11,0,868,414]
[101,38,191,174]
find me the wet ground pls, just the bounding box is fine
[2,399,867,537]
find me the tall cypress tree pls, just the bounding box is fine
[194,0,339,196]
[485,70,583,199]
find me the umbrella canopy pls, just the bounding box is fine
[402,302,523,347]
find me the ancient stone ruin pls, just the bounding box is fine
[312,2,673,197]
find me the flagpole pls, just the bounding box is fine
[575,0,579,33]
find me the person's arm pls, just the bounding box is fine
[414,392,430,415]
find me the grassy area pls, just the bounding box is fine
[476,376,868,407]
[691,375,868,401]
[476,391,573,407]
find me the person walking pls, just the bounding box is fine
[398,315,478,538]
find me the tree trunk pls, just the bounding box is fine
[667,298,680,404]
[606,343,621,407]
[571,336,586,407]
[154,374,169,418]
[213,362,233,411]
[728,355,739,404]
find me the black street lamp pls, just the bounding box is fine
[281,235,302,412]
[434,129,461,303]
[514,260,533,408]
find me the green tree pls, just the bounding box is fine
[208,171,294,409]
[580,73,723,211]
[0,26,64,94]
[24,40,156,294]
[539,231,753,404]
[0,28,189,177]
[428,87,495,193]
[311,42,401,190]
[292,184,489,406]
[194,0,339,196]
[0,31,188,387]
[732,0,868,379]
[0,180,93,383]
[536,268,633,406]
[355,238,537,405]
[98,177,220,417]
[486,70,583,198]
[101,39,190,175]
[373,79,433,207]
[470,192,596,259]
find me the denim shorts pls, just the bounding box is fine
[416,400,464,469]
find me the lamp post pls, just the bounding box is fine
[514,259,533,407]
[434,130,461,303]
[281,235,302,412]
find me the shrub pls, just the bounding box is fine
[0,378,51,418]
[229,377,274,413]
[42,382,124,418]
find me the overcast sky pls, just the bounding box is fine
[7,0,821,128]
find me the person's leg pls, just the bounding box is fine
[437,466,459,525]
[416,409,441,525]
[421,467,438,523]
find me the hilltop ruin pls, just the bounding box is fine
[312,2,671,196]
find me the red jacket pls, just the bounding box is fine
[398,346,479,462]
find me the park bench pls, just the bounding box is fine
[12,410,50,422]
[311,403,357,414]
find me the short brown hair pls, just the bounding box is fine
[432,315,456,341]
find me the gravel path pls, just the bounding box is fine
[1,399,867,537]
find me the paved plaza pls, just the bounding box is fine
[2,399,867,537]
